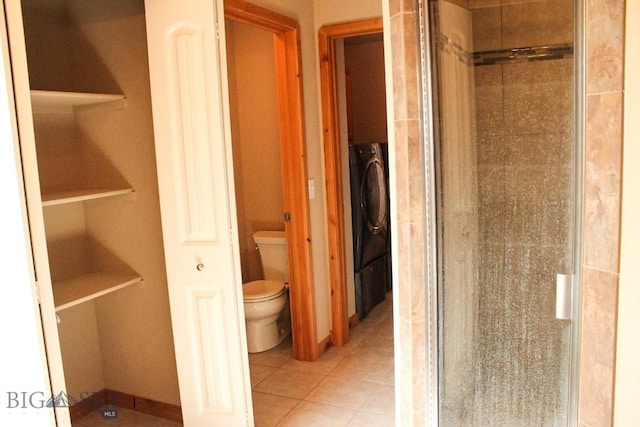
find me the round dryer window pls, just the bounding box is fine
[360,157,388,234]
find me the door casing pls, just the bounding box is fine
[225,0,318,361]
[318,18,384,346]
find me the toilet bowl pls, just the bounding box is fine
[242,231,291,353]
[243,280,289,353]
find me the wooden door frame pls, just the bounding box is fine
[318,18,383,346]
[224,0,318,361]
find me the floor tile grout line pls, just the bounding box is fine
[270,397,303,427]
[298,368,328,402]
[250,365,278,390]
[344,404,360,426]
[253,366,326,401]
[291,400,363,416]
[357,407,396,418]
[302,360,389,412]
[283,400,305,425]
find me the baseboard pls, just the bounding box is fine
[134,395,183,421]
[69,389,107,421]
[104,389,135,410]
[69,388,182,422]
[317,334,332,356]
[349,313,360,329]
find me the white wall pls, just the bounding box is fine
[314,0,382,29]
[614,1,640,424]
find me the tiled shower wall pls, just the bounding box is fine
[474,57,573,425]
[386,0,624,426]
[472,0,574,425]
[579,0,624,425]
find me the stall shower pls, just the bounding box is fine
[429,0,579,425]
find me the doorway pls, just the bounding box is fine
[224,0,318,362]
[318,18,387,346]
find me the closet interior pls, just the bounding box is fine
[14,0,181,423]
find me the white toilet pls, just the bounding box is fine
[243,231,291,353]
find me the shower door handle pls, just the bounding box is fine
[555,273,573,320]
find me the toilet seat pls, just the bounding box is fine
[243,280,286,302]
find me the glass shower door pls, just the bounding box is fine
[429,0,578,425]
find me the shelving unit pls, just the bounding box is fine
[32,90,133,209]
[10,2,181,420]
[31,89,142,312]
[41,188,134,206]
[54,272,143,312]
[31,90,126,114]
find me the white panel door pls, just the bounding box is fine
[0,5,55,425]
[144,1,252,425]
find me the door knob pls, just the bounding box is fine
[196,263,204,271]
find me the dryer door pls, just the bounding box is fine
[360,156,388,236]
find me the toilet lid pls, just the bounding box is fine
[243,280,285,300]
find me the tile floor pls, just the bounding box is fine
[249,293,395,426]
[73,294,394,426]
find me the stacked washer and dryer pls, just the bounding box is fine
[349,142,392,319]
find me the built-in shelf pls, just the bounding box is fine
[54,272,143,312]
[33,89,136,312]
[31,90,126,114]
[42,188,134,207]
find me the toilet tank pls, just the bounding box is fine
[253,231,289,283]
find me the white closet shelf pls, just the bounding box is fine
[42,188,134,207]
[31,90,126,114]
[54,272,143,312]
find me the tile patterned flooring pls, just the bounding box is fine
[73,295,394,426]
[250,294,395,426]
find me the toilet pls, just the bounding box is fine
[243,231,291,353]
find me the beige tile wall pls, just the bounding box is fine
[384,0,625,426]
[472,10,574,421]
[388,0,428,425]
[580,0,625,425]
